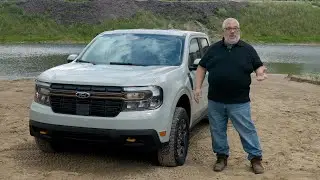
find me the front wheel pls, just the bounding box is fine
[34,137,59,153]
[157,107,190,167]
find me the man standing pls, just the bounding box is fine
[194,18,267,174]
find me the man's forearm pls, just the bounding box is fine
[195,66,206,89]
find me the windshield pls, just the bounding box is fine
[78,33,185,66]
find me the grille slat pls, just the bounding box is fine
[49,84,124,117]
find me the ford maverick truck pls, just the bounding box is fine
[29,29,209,167]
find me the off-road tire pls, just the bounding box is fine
[157,107,190,167]
[201,108,209,123]
[34,137,58,153]
[202,114,209,123]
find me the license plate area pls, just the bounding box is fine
[76,103,90,116]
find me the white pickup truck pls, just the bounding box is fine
[29,29,209,167]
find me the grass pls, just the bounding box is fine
[0,1,319,44]
[0,3,169,43]
[233,2,320,43]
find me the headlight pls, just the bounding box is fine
[123,86,163,111]
[34,80,51,106]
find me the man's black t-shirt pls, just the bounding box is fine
[199,39,263,104]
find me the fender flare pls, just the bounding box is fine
[164,87,193,135]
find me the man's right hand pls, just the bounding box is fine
[256,65,268,81]
[193,88,202,103]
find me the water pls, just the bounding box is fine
[253,44,320,75]
[0,44,85,80]
[0,43,319,80]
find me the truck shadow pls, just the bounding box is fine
[11,121,209,175]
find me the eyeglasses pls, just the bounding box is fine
[224,27,240,32]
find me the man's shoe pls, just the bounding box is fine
[251,157,264,174]
[214,154,228,172]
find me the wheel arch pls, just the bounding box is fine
[168,87,192,128]
[175,94,191,127]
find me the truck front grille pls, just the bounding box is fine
[49,83,124,117]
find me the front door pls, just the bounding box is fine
[198,38,210,116]
[188,37,205,125]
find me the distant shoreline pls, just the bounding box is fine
[1,40,320,46]
[287,74,320,86]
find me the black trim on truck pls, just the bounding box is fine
[29,120,162,149]
[187,72,193,90]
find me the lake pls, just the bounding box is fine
[0,43,319,80]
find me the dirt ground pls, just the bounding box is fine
[0,74,319,180]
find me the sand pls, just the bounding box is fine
[0,74,319,180]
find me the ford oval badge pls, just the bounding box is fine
[76,92,90,99]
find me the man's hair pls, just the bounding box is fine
[222,18,240,29]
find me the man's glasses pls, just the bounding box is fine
[224,27,240,32]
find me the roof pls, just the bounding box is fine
[100,28,207,37]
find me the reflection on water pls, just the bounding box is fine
[0,55,69,80]
[0,44,85,80]
[0,43,319,80]
[254,44,320,75]
[0,44,85,58]
[254,44,320,64]
[264,62,320,75]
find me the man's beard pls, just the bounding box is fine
[225,35,240,45]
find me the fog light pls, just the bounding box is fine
[126,137,136,142]
[159,131,166,137]
[40,130,48,135]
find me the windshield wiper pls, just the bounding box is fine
[76,59,96,65]
[109,62,144,66]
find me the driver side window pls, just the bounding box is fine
[189,38,201,66]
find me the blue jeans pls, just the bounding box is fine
[208,100,262,161]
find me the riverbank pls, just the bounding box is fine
[288,73,320,86]
[0,74,319,179]
[0,0,319,44]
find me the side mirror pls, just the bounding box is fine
[67,54,78,63]
[189,58,201,71]
[193,58,201,65]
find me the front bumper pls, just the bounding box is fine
[29,101,172,143]
[30,120,162,149]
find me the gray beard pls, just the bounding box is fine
[224,36,240,45]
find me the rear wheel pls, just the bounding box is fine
[202,114,209,123]
[157,107,190,167]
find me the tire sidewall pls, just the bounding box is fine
[174,108,190,166]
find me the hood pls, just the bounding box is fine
[37,62,180,86]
